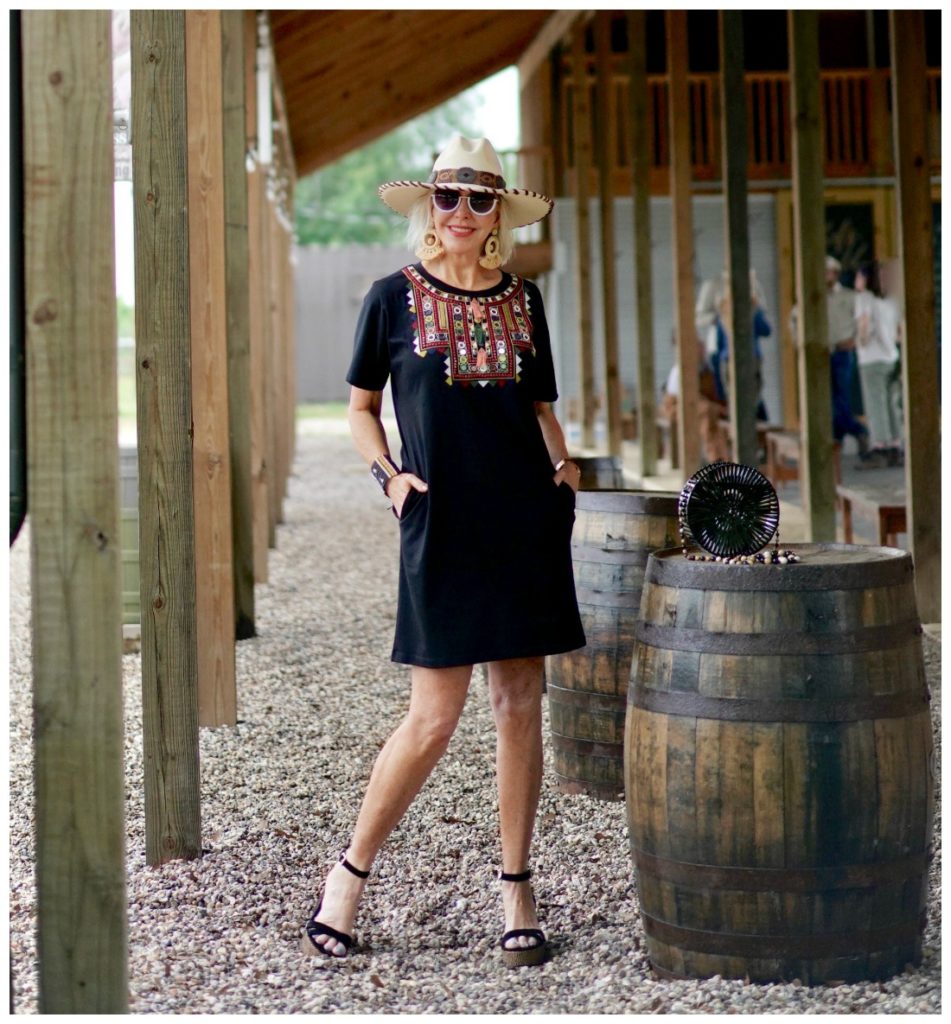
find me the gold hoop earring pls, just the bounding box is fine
[478,228,503,270]
[415,219,444,261]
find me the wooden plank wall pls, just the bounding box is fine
[131,9,203,864]
[22,10,128,1010]
[889,11,941,623]
[185,9,237,726]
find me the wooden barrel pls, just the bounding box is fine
[574,455,625,490]
[626,544,934,984]
[546,490,679,800]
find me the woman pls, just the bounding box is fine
[854,262,902,468]
[301,136,585,968]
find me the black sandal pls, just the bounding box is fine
[499,868,550,968]
[300,851,370,959]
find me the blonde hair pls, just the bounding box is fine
[405,193,516,265]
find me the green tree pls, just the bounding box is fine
[294,94,485,246]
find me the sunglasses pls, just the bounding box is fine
[432,191,499,216]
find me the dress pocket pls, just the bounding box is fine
[398,486,426,523]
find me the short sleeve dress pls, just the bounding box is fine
[346,262,586,668]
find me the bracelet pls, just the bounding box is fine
[370,453,399,493]
[554,458,580,474]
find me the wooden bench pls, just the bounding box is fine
[718,419,777,467]
[765,429,842,491]
[836,484,908,547]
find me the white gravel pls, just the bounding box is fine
[8,430,941,1013]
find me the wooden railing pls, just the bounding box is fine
[559,62,941,190]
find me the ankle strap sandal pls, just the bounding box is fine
[498,868,550,968]
[300,849,370,959]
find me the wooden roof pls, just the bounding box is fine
[269,10,553,176]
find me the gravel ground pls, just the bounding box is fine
[8,430,941,1014]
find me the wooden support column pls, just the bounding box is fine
[570,19,596,449]
[627,10,658,476]
[890,10,941,623]
[185,9,237,725]
[23,11,128,1010]
[595,12,622,457]
[285,221,298,468]
[267,199,283,531]
[244,11,269,583]
[132,9,202,863]
[221,10,255,640]
[718,10,757,466]
[667,10,700,475]
[775,189,799,430]
[789,10,836,540]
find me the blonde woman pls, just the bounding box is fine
[301,136,585,968]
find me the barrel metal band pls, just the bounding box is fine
[647,547,913,591]
[550,731,623,760]
[641,912,925,958]
[577,491,679,515]
[630,686,931,722]
[571,544,652,567]
[635,618,920,656]
[633,847,931,892]
[575,586,642,609]
[547,682,625,713]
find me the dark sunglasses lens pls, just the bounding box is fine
[469,195,497,215]
[433,192,459,212]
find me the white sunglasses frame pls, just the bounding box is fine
[431,191,499,217]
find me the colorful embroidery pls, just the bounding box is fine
[403,266,535,387]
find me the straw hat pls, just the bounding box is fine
[378,134,553,229]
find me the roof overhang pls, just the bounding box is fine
[269,9,554,176]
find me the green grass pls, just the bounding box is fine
[296,401,348,420]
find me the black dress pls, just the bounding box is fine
[346,263,586,668]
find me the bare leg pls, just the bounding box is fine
[308,663,472,956]
[487,656,545,950]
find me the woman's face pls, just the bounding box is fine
[431,189,500,262]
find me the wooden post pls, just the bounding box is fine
[788,10,836,540]
[23,11,128,1010]
[245,11,269,583]
[890,10,941,623]
[131,9,202,864]
[267,199,282,532]
[571,19,597,449]
[627,10,658,476]
[775,189,800,429]
[595,12,622,457]
[185,9,237,725]
[667,10,700,475]
[284,219,298,469]
[221,10,255,640]
[718,10,757,466]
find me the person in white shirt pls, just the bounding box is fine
[855,261,903,467]
[825,256,871,461]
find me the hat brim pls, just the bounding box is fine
[378,180,553,229]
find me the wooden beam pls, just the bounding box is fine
[23,11,128,1010]
[667,10,700,476]
[267,201,282,534]
[185,9,237,725]
[627,10,658,476]
[788,10,836,540]
[131,9,202,864]
[595,12,622,457]
[570,19,597,449]
[221,10,255,641]
[889,10,941,623]
[518,9,583,84]
[718,10,757,467]
[518,57,554,208]
[245,11,270,583]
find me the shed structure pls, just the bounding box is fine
[14,8,940,1013]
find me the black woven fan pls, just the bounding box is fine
[679,462,780,558]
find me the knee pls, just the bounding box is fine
[403,709,459,754]
[488,659,544,724]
